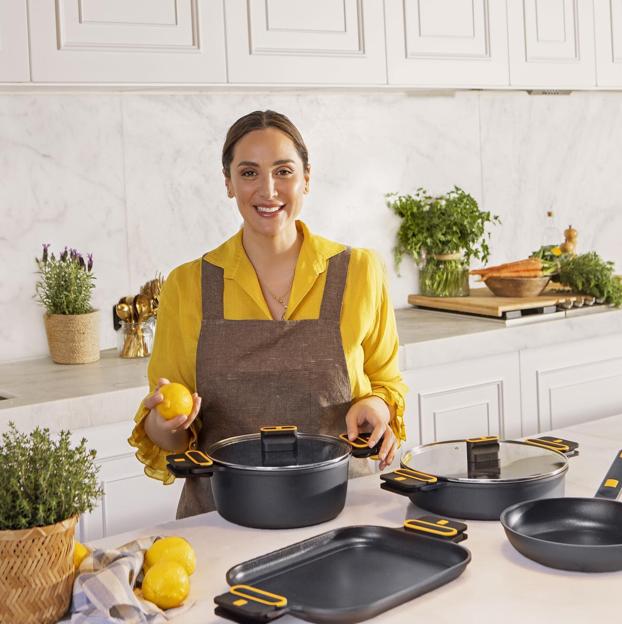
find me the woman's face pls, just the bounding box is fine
[225,127,310,239]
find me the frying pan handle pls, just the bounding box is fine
[595,450,622,500]
[166,449,219,478]
[524,436,579,457]
[339,432,384,458]
[380,467,442,494]
[214,584,288,622]
[403,515,468,543]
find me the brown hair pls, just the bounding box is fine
[222,110,309,177]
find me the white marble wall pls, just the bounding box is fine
[1,91,621,362]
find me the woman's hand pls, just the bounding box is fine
[143,377,202,451]
[345,396,397,471]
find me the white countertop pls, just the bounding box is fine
[88,413,622,623]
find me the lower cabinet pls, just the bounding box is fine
[401,352,522,448]
[72,420,183,542]
[520,334,622,433]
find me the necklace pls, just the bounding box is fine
[261,280,292,321]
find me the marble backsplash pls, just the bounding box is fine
[1,90,621,362]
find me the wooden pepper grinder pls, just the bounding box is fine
[560,225,578,255]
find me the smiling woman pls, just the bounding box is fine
[128,110,408,519]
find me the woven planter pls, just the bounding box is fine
[44,310,100,364]
[0,516,77,624]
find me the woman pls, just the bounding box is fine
[129,110,408,519]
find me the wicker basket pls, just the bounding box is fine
[0,516,77,624]
[44,310,100,364]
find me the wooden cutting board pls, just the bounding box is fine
[408,288,579,318]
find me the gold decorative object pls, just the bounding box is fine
[115,274,164,358]
[560,224,578,255]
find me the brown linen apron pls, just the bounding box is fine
[176,248,370,519]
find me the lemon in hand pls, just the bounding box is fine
[144,536,196,576]
[156,383,193,420]
[73,541,90,569]
[142,560,190,609]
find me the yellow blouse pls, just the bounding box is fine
[129,220,408,484]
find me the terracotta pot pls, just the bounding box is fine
[0,516,77,624]
[44,310,100,364]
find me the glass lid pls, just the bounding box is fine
[401,439,569,483]
[207,431,351,471]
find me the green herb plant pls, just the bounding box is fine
[35,244,96,315]
[0,423,103,530]
[557,252,622,306]
[387,186,500,296]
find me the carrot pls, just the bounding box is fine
[480,270,543,280]
[470,258,542,276]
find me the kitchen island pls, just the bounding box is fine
[87,413,622,623]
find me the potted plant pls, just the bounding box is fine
[387,186,500,297]
[0,423,103,624]
[35,244,99,364]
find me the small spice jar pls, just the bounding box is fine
[117,319,154,358]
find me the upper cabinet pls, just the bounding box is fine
[0,2,29,81]
[594,0,622,86]
[224,0,386,84]
[507,0,596,88]
[27,0,226,83]
[385,0,509,87]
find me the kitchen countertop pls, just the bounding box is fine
[86,412,622,623]
[1,306,621,431]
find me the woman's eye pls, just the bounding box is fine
[241,170,256,178]
[276,168,293,176]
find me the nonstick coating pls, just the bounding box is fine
[501,497,622,572]
[226,525,470,623]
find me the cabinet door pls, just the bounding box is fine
[0,1,29,82]
[507,0,595,88]
[520,334,622,434]
[401,352,521,448]
[28,0,226,83]
[225,0,386,84]
[594,0,622,86]
[73,421,183,542]
[385,0,509,87]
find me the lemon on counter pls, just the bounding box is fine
[142,560,190,609]
[73,541,90,569]
[144,536,196,576]
[156,383,193,420]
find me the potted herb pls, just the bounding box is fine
[387,186,500,297]
[0,423,103,624]
[35,244,99,364]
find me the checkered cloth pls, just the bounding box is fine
[59,536,193,624]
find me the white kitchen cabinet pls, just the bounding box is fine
[401,352,522,449]
[385,0,509,87]
[72,420,183,542]
[520,333,622,434]
[0,1,29,82]
[27,0,226,83]
[594,0,622,86]
[224,0,386,84]
[507,0,596,88]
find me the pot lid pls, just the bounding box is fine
[207,429,351,471]
[401,437,570,483]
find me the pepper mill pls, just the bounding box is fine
[560,225,578,255]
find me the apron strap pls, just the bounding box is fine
[319,248,351,321]
[201,259,224,321]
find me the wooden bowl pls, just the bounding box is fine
[484,276,551,298]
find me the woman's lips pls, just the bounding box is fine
[255,204,285,217]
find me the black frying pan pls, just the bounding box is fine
[500,450,622,572]
[214,516,470,623]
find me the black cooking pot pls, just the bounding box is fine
[380,435,579,520]
[166,426,381,529]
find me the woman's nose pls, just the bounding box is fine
[259,174,278,198]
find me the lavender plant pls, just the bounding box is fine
[0,423,103,530]
[35,244,96,315]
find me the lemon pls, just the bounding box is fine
[73,541,90,569]
[144,536,196,576]
[156,383,193,420]
[142,560,190,609]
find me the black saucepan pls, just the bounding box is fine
[214,515,470,623]
[166,426,381,529]
[500,450,622,572]
[380,435,579,520]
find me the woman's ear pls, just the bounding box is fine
[224,174,234,198]
[304,165,311,194]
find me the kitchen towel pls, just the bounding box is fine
[59,536,193,624]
